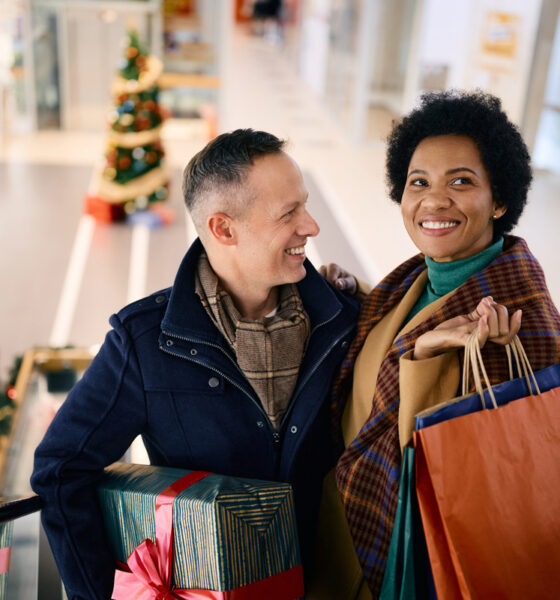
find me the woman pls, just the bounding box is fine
[321,90,560,598]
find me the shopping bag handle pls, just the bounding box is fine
[462,331,498,409]
[461,332,541,409]
[509,336,541,394]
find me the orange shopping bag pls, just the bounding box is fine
[414,333,560,600]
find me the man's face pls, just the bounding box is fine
[233,152,320,293]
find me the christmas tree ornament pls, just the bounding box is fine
[136,195,149,210]
[119,113,134,127]
[155,186,168,201]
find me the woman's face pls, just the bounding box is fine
[401,134,505,262]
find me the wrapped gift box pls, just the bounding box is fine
[0,521,13,600]
[97,462,304,598]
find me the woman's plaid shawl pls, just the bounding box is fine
[332,235,560,596]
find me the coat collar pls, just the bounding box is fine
[161,238,348,342]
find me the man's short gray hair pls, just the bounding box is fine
[182,129,286,230]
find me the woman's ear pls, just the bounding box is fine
[492,203,507,220]
[207,213,237,246]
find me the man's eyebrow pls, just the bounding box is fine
[280,195,309,212]
[277,200,299,214]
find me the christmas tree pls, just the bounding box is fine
[86,29,170,222]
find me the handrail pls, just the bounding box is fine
[0,494,43,524]
[0,493,62,599]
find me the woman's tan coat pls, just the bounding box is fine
[307,271,462,599]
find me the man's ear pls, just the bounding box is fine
[207,213,237,246]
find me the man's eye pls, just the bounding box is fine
[284,209,296,218]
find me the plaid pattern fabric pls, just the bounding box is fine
[196,253,310,430]
[332,235,560,596]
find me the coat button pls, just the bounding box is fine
[208,377,220,388]
[256,421,265,428]
[166,339,174,347]
[341,341,349,349]
[290,425,298,434]
[155,295,166,304]
[190,348,198,356]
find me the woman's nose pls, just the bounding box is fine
[421,186,452,208]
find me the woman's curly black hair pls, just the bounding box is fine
[386,90,532,238]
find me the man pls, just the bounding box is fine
[31,129,359,599]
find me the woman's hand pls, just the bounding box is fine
[318,263,358,295]
[413,296,522,360]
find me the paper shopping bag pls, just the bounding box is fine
[414,334,560,599]
[379,447,436,600]
[415,335,560,431]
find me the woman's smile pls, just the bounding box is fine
[419,218,460,233]
[401,134,505,262]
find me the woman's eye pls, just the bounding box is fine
[452,177,472,185]
[410,178,428,187]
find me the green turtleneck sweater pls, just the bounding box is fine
[405,238,504,325]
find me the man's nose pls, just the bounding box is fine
[298,208,320,237]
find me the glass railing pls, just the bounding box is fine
[0,492,67,599]
[0,347,96,599]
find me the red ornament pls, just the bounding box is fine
[135,118,150,131]
[145,151,157,164]
[126,47,139,59]
[118,156,132,170]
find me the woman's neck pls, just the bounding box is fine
[426,237,504,296]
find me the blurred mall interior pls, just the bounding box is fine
[1,0,560,597]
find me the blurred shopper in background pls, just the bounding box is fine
[31,129,359,599]
[318,90,560,598]
[251,0,283,41]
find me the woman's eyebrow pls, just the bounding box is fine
[407,167,479,178]
[445,167,477,176]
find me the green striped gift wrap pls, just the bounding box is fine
[0,520,12,600]
[97,462,304,597]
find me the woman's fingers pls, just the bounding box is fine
[477,314,490,348]
[319,263,357,293]
[414,319,479,360]
[466,296,494,323]
[498,308,522,344]
[413,299,523,360]
[482,300,522,344]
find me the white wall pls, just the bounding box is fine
[409,0,543,123]
[463,0,543,123]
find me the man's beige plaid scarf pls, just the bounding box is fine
[195,252,310,429]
